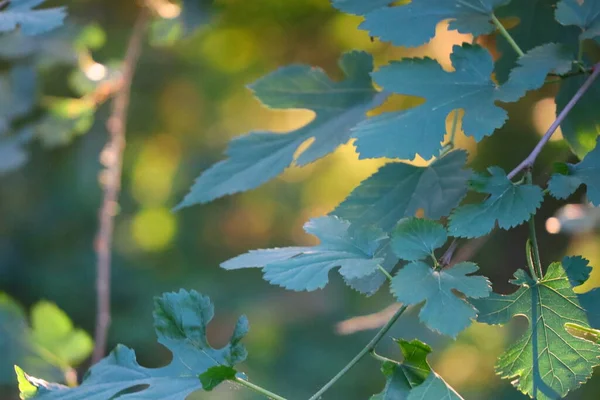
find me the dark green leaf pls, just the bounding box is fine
[221,216,388,291]
[391,218,447,262]
[176,51,384,209]
[474,261,600,399]
[449,167,544,238]
[556,0,600,40]
[332,151,471,232]
[0,0,66,35]
[353,45,507,160]
[199,365,237,391]
[391,261,491,337]
[557,74,600,158]
[336,0,509,48]
[548,137,600,205]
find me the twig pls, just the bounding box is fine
[336,304,402,335]
[507,62,600,180]
[92,10,149,364]
[0,0,9,9]
[525,171,543,279]
[308,305,407,400]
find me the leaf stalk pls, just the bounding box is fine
[235,376,288,400]
[491,13,524,57]
[525,171,543,279]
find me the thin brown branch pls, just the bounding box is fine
[336,303,403,335]
[92,10,149,364]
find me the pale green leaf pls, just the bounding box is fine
[0,0,66,35]
[221,216,388,291]
[556,0,600,40]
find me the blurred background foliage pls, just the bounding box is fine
[1,0,600,399]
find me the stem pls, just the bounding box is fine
[92,10,149,364]
[491,13,524,57]
[440,239,458,267]
[440,110,460,157]
[308,305,408,400]
[507,62,600,180]
[378,265,393,281]
[235,377,287,400]
[577,41,584,63]
[525,171,543,279]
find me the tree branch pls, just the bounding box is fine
[507,63,600,180]
[92,10,149,364]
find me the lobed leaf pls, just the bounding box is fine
[333,151,471,232]
[555,0,600,40]
[333,0,509,48]
[221,216,388,291]
[549,137,600,205]
[176,51,385,209]
[353,45,507,160]
[448,167,544,238]
[494,0,579,82]
[474,259,600,399]
[0,0,66,35]
[391,261,491,337]
[497,43,574,102]
[19,290,249,399]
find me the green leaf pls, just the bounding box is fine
[19,290,249,399]
[474,261,600,399]
[391,218,447,262]
[199,365,237,391]
[176,51,384,209]
[332,151,471,232]
[30,301,93,368]
[556,0,600,40]
[371,339,464,399]
[353,45,507,160]
[406,372,463,400]
[448,167,544,238]
[0,293,92,385]
[150,0,212,46]
[556,74,600,158]
[221,216,388,291]
[36,98,95,148]
[0,127,32,175]
[391,261,491,337]
[344,240,398,296]
[497,43,574,102]
[494,0,579,83]
[549,137,600,205]
[335,0,509,48]
[0,0,67,35]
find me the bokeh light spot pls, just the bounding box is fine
[131,207,177,251]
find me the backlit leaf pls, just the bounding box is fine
[474,261,600,399]
[221,216,387,291]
